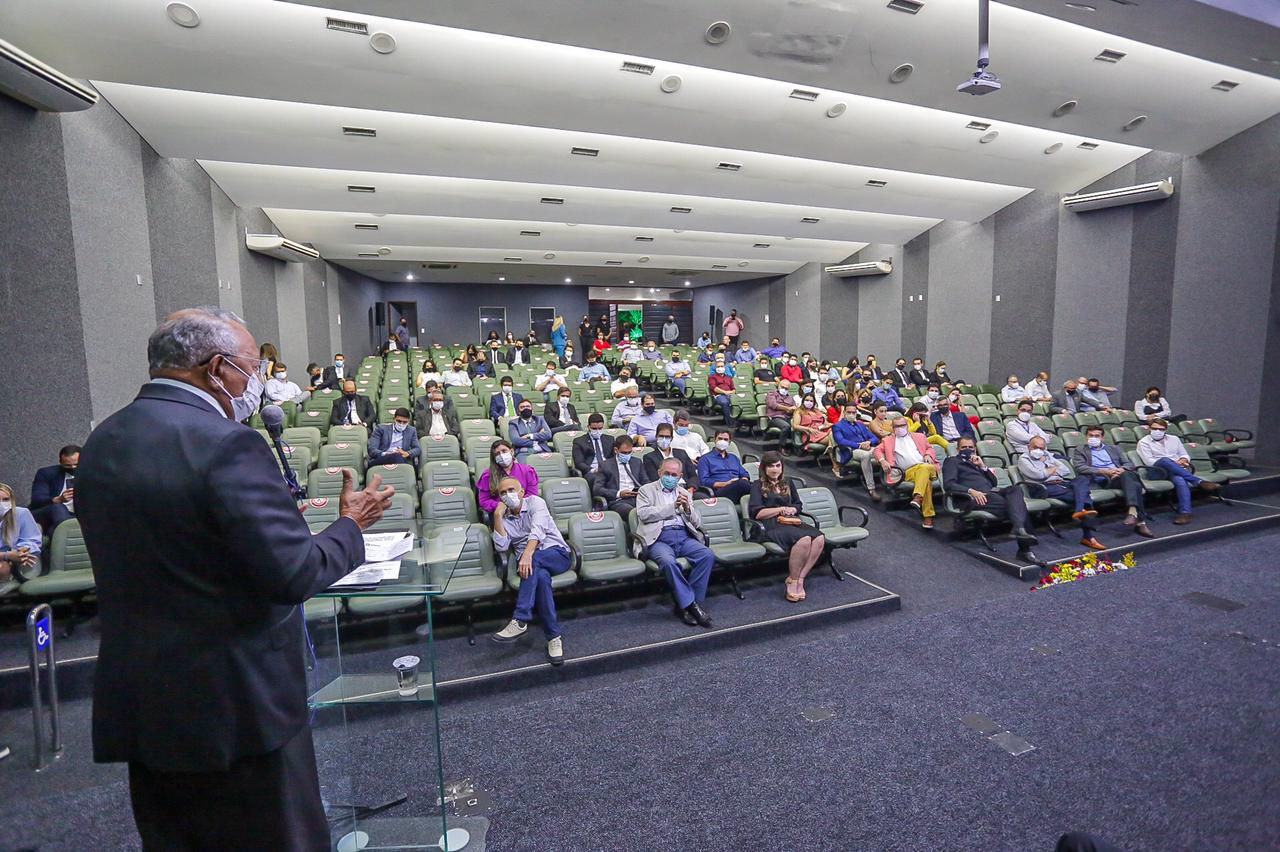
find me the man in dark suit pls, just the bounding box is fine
[1070,425,1154,537]
[544,387,581,434]
[368,408,421,466]
[505,341,532,367]
[489,377,523,423]
[889,358,913,389]
[592,434,650,514]
[572,413,614,488]
[75,307,392,851]
[942,436,1043,566]
[414,388,460,437]
[907,358,931,388]
[643,423,697,487]
[29,444,80,534]
[320,353,347,389]
[330,378,376,430]
[929,399,976,443]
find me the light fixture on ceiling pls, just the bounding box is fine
[1052,101,1078,118]
[405,273,414,280]
[705,21,731,44]
[606,287,612,292]
[377,247,391,255]
[866,179,888,187]
[620,61,656,75]
[357,252,379,258]
[673,229,684,234]
[887,0,924,13]
[498,276,506,281]
[327,17,368,34]
[1122,115,1147,131]
[639,257,651,263]
[605,260,623,265]
[1064,2,1096,10]
[354,224,379,232]
[541,197,564,205]
[684,280,691,286]
[979,130,999,143]
[826,102,847,118]
[347,184,376,193]
[1211,80,1239,92]
[650,288,657,293]
[966,120,992,131]
[789,88,820,102]
[753,243,770,248]
[504,256,523,262]
[342,126,376,137]
[166,3,201,28]
[1044,142,1063,154]
[716,162,743,172]
[737,261,749,267]
[889,64,913,84]
[712,264,728,269]
[520,230,541,237]
[670,206,692,214]
[801,217,821,224]
[369,32,396,54]
[565,277,572,283]
[570,146,599,157]
[956,0,1001,95]
[1077,141,1100,150]
[544,252,556,259]
[635,236,655,242]
[1094,49,1126,63]
[628,280,635,284]
[660,75,682,93]
[566,223,578,227]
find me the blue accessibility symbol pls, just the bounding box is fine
[35,616,51,650]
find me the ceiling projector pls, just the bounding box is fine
[956,0,1001,96]
[957,67,1001,95]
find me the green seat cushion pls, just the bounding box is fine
[1024,497,1053,513]
[20,571,95,597]
[303,597,342,622]
[1088,488,1123,504]
[347,595,427,616]
[438,573,505,601]
[964,510,1000,523]
[506,567,579,590]
[1139,479,1176,494]
[582,557,645,582]
[822,526,870,547]
[1217,468,1250,481]
[760,541,787,558]
[710,542,767,564]
[1209,440,1254,452]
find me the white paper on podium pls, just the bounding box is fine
[330,560,403,588]
[362,531,414,563]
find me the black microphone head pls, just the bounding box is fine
[261,404,286,437]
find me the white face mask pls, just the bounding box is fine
[431,400,444,411]
[546,369,556,376]
[656,437,672,450]
[274,373,287,381]
[1087,437,1103,448]
[894,426,909,437]
[0,500,11,516]
[211,358,264,421]
[927,391,940,399]
[1149,430,1166,440]
[1029,448,1046,459]
[715,439,730,452]
[1017,411,1032,422]
[803,400,815,409]
[500,491,522,510]
[496,452,514,467]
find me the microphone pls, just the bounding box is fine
[261,405,306,499]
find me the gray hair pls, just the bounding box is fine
[148,307,245,370]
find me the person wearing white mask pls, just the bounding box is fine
[1005,400,1049,454]
[1070,426,1154,537]
[367,408,421,466]
[476,440,539,515]
[533,360,569,398]
[1024,371,1054,403]
[1137,418,1220,523]
[264,362,303,404]
[636,457,715,628]
[0,482,42,596]
[1017,435,1103,550]
[543,388,581,434]
[415,389,458,438]
[707,364,736,425]
[696,429,753,502]
[490,477,573,665]
[873,417,941,529]
[1000,375,1030,404]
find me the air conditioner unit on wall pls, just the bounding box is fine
[0,38,98,112]
[1062,179,1174,213]
[825,260,893,278]
[246,234,320,262]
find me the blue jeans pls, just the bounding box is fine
[1150,457,1202,514]
[647,527,715,608]
[1034,480,1096,534]
[512,545,573,638]
[713,393,733,423]
[669,376,687,394]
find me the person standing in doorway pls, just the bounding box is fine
[722,309,744,348]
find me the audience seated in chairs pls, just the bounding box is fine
[264,363,303,404]
[1017,435,1103,550]
[490,376,523,423]
[611,387,644,430]
[572,413,614,488]
[1024,371,1054,403]
[636,457,715,628]
[29,444,79,535]
[765,380,797,447]
[643,423,698,487]
[671,410,710,461]
[1005,399,1049,454]
[578,353,609,384]
[0,482,41,596]
[508,400,553,462]
[750,452,826,603]
[415,388,460,438]
[867,403,895,441]
[871,377,905,413]
[1079,378,1115,412]
[368,408,421,466]
[330,379,376,430]
[592,434,650,514]
[874,416,941,529]
[477,440,539,515]
[929,360,957,385]
[626,394,671,447]
[1052,379,1084,415]
[697,429,753,503]
[441,358,472,388]
[544,387,581,434]
[505,340,532,367]
[907,402,949,454]
[944,436,1043,564]
[1070,426,1154,537]
[1001,374,1029,404]
[490,477,572,665]
[665,351,691,395]
[415,359,443,390]
[907,358,931,389]
[610,367,639,399]
[832,403,881,500]
[1137,418,1220,524]
[1135,386,1186,424]
[534,361,570,398]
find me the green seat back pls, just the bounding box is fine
[50,518,93,574]
[366,462,416,495]
[281,427,322,458]
[296,408,332,436]
[420,433,461,463]
[317,442,365,473]
[527,452,569,481]
[277,444,312,480]
[302,496,341,533]
[1051,413,1077,431]
[307,466,357,498]
[423,460,471,491]
[365,492,417,534]
[697,496,746,545]
[797,487,841,529]
[569,511,629,561]
[327,424,368,447]
[465,434,501,463]
[542,478,592,522]
[420,486,479,534]
[552,430,584,457]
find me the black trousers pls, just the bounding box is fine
[607,497,637,515]
[713,480,753,503]
[970,486,1031,534]
[1092,471,1147,515]
[128,725,329,852]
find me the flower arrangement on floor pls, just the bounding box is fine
[1032,551,1137,590]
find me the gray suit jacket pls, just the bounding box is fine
[634,481,704,547]
[1070,443,1134,477]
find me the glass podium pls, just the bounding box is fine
[305,526,481,852]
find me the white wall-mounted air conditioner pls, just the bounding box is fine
[1062,178,1174,213]
[0,38,98,112]
[825,260,893,278]
[246,234,320,262]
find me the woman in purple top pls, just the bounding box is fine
[476,439,540,513]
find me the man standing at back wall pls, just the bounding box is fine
[76,307,394,851]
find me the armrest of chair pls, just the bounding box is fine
[798,510,822,529]
[591,495,608,509]
[742,452,761,464]
[1207,428,1253,441]
[743,518,766,543]
[628,530,648,560]
[839,505,870,528]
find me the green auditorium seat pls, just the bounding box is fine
[696,496,767,597]
[420,486,479,537]
[423,460,472,491]
[364,492,417,534]
[327,424,368,447]
[277,444,312,483]
[366,462,416,496]
[552,430,584,457]
[526,451,569,483]
[308,466,357,498]
[317,441,365,474]
[296,408,331,436]
[541,478,593,535]
[797,486,871,553]
[20,519,96,600]
[301,496,341,533]
[281,426,322,458]
[570,511,645,583]
[1125,450,1176,497]
[419,433,461,464]
[428,523,505,643]
[1186,443,1249,482]
[1051,413,1078,432]
[1199,418,1256,454]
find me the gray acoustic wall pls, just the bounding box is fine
[377,281,590,351]
[0,94,381,500]
[690,277,774,346]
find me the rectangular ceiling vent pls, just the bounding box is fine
[1077,141,1099,150]
[424,263,455,270]
[887,0,924,13]
[326,17,369,35]
[716,161,743,171]
[866,178,888,187]
[965,120,991,131]
[1211,80,1239,92]
[634,236,655,242]
[800,216,821,224]
[712,264,728,269]
[353,223,379,230]
[540,197,564,205]
[753,242,771,248]
[1094,49,1126,63]
[347,184,376,193]
[519,230,541,237]
[620,61,656,75]
[357,252,379,258]
[503,256,524,262]
[342,126,377,137]
[605,260,623,265]
[570,146,599,157]
[669,206,692,214]
[789,88,820,101]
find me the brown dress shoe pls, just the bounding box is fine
[1072,509,1098,520]
[1174,514,1192,525]
[1198,481,1221,493]
[1135,523,1154,538]
[1122,513,1138,527]
[1080,537,1106,551]
[868,489,882,502]
[922,517,934,530]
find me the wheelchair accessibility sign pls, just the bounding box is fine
[35,615,51,650]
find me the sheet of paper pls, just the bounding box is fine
[362,531,414,563]
[330,560,403,588]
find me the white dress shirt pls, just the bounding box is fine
[672,430,709,460]
[1138,433,1189,466]
[893,433,925,469]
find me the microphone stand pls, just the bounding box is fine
[269,433,307,500]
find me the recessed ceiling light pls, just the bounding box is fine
[1122,115,1147,131]
[347,184,376,193]
[1077,141,1100,150]
[405,273,414,280]
[789,89,820,102]
[800,217,821,224]
[342,126,377,137]
[684,281,691,286]
[540,197,564,205]
[357,252,379,258]
[353,223,379,230]
[520,230,541,237]
[369,32,396,54]
[866,179,888,187]
[979,130,999,143]
[620,61,656,75]
[635,236,655,242]
[639,257,651,263]
[737,261,749,267]
[544,252,557,259]
[327,17,368,34]
[1053,100,1078,117]
[716,162,743,172]
[887,0,924,13]
[673,229,684,234]
[889,64,913,84]
[1211,80,1239,92]
[503,256,523,262]
[566,223,578,227]
[1064,2,1096,9]
[1044,142,1064,154]
[650,288,657,293]
[570,146,599,157]
[966,120,991,131]
[605,260,623,265]
[670,206,692,214]
[753,243,771,248]
[712,264,728,269]
[660,75,682,93]
[498,276,505,281]
[166,3,201,28]
[1094,49,1126,63]
[705,21,731,44]
[377,247,391,255]
[826,102,847,118]
[564,277,572,283]
[606,287,612,292]
[628,280,635,284]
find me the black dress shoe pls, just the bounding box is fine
[674,604,698,626]
[687,602,713,628]
[1012,528,1039,546]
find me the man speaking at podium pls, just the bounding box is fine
[76,308,394,851]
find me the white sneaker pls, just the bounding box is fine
[547,636,564,666]
[0,745,10,761]
[491,619,527,643]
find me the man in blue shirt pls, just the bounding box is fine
[831,403,881,498]
[733,340,758,363]
[696,429,752,501]
[761,337,785,359]
[627,394,673,447]
[664,352,691,395]
[871,378,905,413]
[1069,425,1154,538]
[578,354,609,384]
[368,408,421,466]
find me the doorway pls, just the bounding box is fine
[388,301,419,348]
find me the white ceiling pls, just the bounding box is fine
[2,0,1276,285]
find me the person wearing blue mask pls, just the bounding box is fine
[368,408,421,466]
[635,457,716,628]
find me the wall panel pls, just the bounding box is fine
[927,220,994,383]
[143,146,218,320]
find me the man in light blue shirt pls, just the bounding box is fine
[761,338,785,359]
[871,379,905,413]
[578,355,609,383]
[733,341,758,363]
[627,394,673,446]
[611,388,644,428]
[664,352,691,395]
